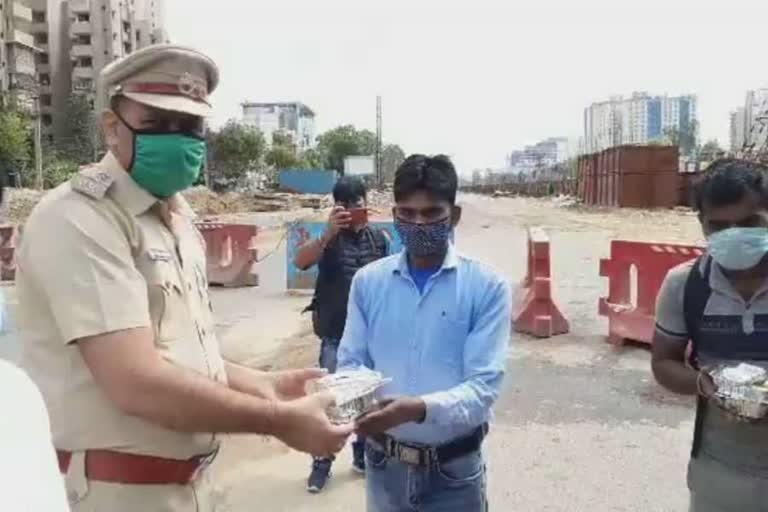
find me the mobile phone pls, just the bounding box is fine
[348,208,368,225]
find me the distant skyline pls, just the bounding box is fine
[166,0,768,173]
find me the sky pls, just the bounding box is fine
[166,0,768,174]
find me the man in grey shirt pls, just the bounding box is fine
[652,159,768,511]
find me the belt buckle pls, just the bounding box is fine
[398,445,422,466]
[192,446,219,481]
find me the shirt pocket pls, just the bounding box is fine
[135,250,186,343]
[428,315,470,372]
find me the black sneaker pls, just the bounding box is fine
[352,442,366,474]
[307,458,333,493]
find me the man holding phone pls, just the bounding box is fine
[295,176,391,493]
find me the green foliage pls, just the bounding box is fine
[299,148,325,169]
[207,120,266,186]
[699,139,724,162]
[0,108,33,180]
[662,120,698,156]
[266,144,303,170]
[55,95,99,164]
[43,155,79,189]
[382,144,406,183]
[315,125,377,173]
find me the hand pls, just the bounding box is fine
[325,206,351,240]
[275,391,354,457]
[271,368,326,400]
[697,371,717,399]
[355,397,426,437]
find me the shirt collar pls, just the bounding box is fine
[394,243,459,276]
[102,152,158,216]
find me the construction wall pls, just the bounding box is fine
[577,145,681,208]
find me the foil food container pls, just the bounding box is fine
[711,363,768,420]
[314,369,391,424]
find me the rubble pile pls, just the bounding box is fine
[4,188,45,224]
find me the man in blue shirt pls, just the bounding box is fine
[338,154,512,512]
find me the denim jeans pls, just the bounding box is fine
[365,440,487,512]
[319,337,341,373]
[316,337,365,462]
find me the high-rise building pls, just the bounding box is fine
[0,0,37,110]
[241,102,317,151]
[730,107,747,153]
[743,88,768,154]
[506,137,578,177]
[584,92,698,153]
[66,0,167,106]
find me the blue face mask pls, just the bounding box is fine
[707,227,768,271]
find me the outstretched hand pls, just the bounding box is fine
[355,397,426,437]
[271,368,327,400]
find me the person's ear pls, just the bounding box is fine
[451,205,462,227]
[101,110,120,151]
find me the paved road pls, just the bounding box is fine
[208,195,697,512]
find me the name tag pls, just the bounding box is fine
[147,249,173,262]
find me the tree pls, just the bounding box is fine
[207,120,266,189]
[299,148,325,169]
[663,120,698,156]
[266,144,303,170]
[315,125,377,173]
[699,139,724,162]
[55,95,99,164]
[381,144,406,183]
[0,107,33,185]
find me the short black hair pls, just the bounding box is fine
[394,154,458,204]
[694,158,768,212]
[333,176,367,204]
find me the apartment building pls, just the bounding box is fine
[730,107,747,153]
[242,101,317,151]
[743,88,768,154]
[584,92,698,153]
[67,0,167,105]
[0,0,37,110]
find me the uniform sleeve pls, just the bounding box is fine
[654,264,690,343]
[20,199,151,343]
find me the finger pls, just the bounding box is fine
[312,390,337,408]
[294,368,327,381]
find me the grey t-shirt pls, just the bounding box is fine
[655,256,768,472]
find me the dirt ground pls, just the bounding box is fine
[196,194,701,512]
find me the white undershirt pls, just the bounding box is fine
[0,359,69,511]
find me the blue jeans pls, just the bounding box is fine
[365,440,487,512]
[319,337,341,373]
[316,337,365,461]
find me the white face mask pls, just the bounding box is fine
[707,227,768,271]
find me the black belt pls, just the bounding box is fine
[372,424,488,467]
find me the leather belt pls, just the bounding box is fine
[372,423,488,468]
[56,448,218,485]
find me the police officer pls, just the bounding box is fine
[16,44,351,511]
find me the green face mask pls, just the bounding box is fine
[113,108,206,198]
[129,133,206,198]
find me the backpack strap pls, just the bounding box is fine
[683,256,712,369]
[682,255,713,459]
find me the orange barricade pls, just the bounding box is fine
[599,241,703,345]
[514,227,569,338]
[195,223,259,287]
[0,225,18,282]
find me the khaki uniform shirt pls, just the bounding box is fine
[17,152,226,459]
